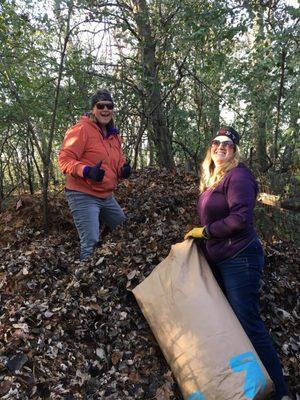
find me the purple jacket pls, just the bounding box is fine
[197,163,258,264]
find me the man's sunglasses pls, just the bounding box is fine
[95,102,114,110]
[211,139,235,149]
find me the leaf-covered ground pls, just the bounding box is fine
[0,169,299,399]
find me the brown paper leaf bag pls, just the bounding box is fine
[132,240,274,400]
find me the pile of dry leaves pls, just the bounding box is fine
[0,169,299,399]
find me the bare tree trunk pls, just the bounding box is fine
[41,0,73,232]
[0,1,73,233]
[273,49,286,161]
[134,0,174,169]
[254,116,269,172]
[26,139,34,194]
[0,160,4,210]
[209,93,220,136]
[7,163,14,192]
[133,117,147,169]
[258,193,300,212]
[148,135,155,166]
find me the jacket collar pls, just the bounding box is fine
[80,114,119,137]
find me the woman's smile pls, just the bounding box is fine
[211,136,235,165]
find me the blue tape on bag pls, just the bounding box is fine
[187,390,206,400]
[230,352,266,399]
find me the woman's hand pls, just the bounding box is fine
[120,161,131,179]
[83,161,105,182]
[184,227,209,240]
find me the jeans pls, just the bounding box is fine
[213,238,289,399]
[66,190,125,260]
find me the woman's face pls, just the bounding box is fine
[210,135,235,166]
[93,101,114,126]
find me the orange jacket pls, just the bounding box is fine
[58,116,126,198]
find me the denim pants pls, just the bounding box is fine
[66,190,125,260]
[213,238,289,399]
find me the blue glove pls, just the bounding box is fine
[120,161,131,179]
[83,161,105,182]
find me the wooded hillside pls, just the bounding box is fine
[0,170,299,399]
[0,0,299,399]
[1,0,299,220]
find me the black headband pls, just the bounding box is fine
[214,128,240,145]
[91,89,114,109]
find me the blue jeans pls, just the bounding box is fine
[213,238,289,399]
[66,190,125,260]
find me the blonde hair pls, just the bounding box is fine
[89,113,98,124]
[199,146,240,192]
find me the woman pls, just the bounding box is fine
[58,89,131,260]
[185,127,291,400]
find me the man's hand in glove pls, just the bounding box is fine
[184,226,209,240]
[83,161,105,182]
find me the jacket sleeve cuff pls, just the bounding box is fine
[75,164,87,178]
[204,225,212,239]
